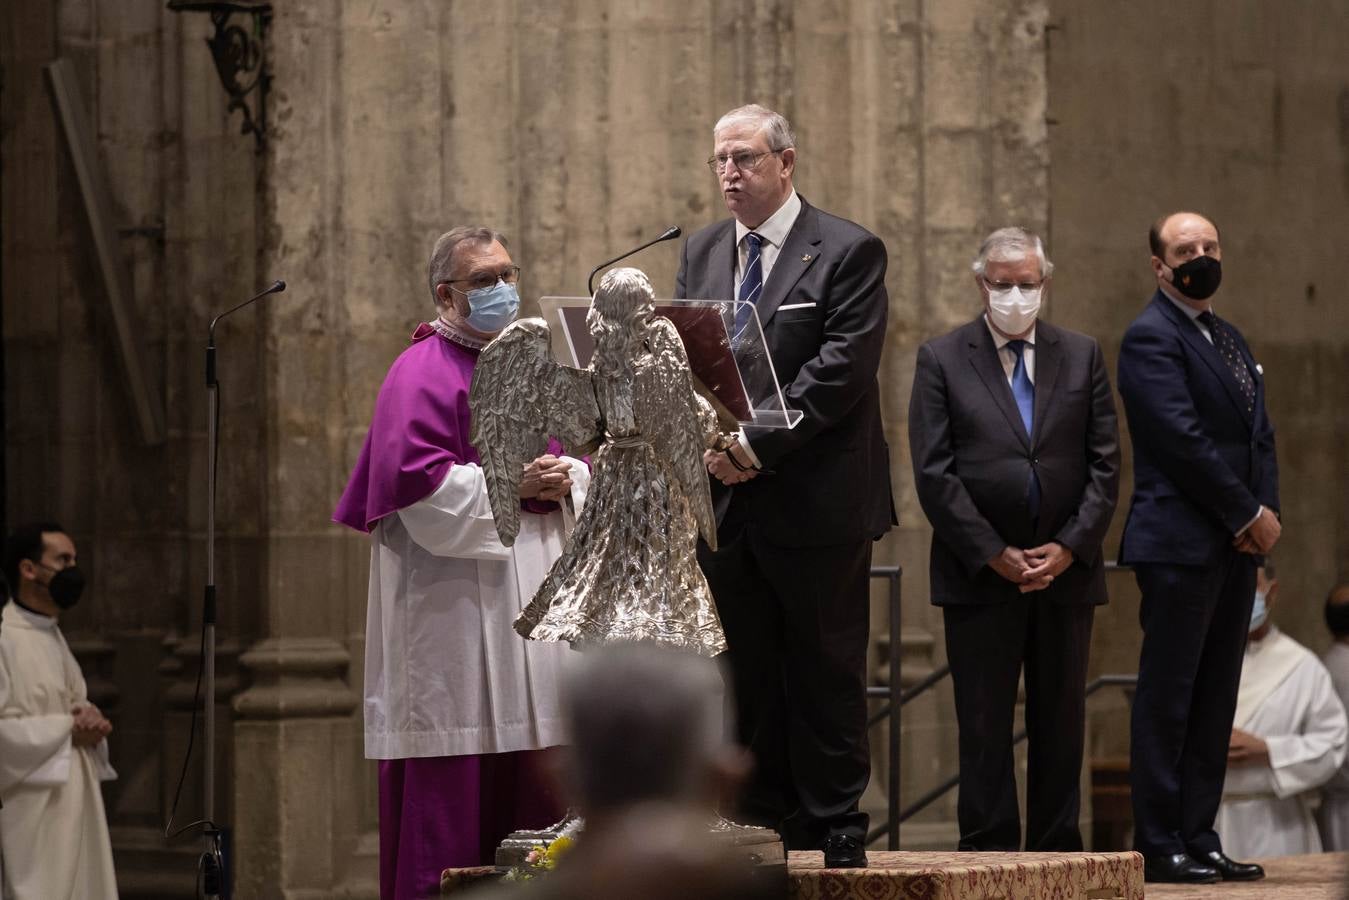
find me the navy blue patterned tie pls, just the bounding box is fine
[733,232,764,340]
[1008,340,1041,519]
[1198,310,1255,415]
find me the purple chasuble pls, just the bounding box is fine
[334,324,482,532]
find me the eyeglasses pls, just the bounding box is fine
[446,265,522,293]
[706,149,783,174]
[982,276,1043,293]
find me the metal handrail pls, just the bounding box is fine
[862,561,1134,848]
[865,673,1138,845]
[866,566,902,850]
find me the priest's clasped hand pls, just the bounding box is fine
[519,455,573,502]
[1227,727,1270,766]
[71,702,113,747]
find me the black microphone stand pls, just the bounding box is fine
[586,226,681,295]
[199,279,284,899]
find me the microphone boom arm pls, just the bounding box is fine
[587,227,680,295]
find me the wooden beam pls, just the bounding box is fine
[44,57,166,446]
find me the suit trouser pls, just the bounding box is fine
[943,593,1094,851]
[1130,550,1258,857]
[698,527,872,849]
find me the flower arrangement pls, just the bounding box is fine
[501,819,583,882]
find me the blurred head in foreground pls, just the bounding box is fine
[562,642,741,821]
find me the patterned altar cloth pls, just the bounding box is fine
[787,850,1143,900]
[442,850,1143,898]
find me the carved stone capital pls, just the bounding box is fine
[65,632,120,710]
[161,630,243,709]
[233,637,356,720]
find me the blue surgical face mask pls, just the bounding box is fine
[1249,589,1269,633]
[463,280,520,333]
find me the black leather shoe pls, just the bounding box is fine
[822,834,867,868]
[1143,853,1220,883]
[1196,850,1265,881]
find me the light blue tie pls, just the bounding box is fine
[1008,340,1041,519]
[733,232,763,340]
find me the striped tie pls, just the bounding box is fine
[733,232,763,340]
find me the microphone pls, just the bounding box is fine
[587,227,681,295]
[207,279,287,386]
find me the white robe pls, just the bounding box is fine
[1216,627,1347,859]
[1317,641,1349,850]
[0,602,118,899]
[364,459,590,759]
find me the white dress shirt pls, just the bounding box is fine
[1164,291,1213,343]
[731,190,802,468]
[733,190,802,297]
[984,315,1037,385]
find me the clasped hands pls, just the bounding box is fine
[988,543,1074,593]
[1227,727,1269,767]
[704,442,759,486]
[1233,506,1281,555]
[519,454,573,502]
[71,702,112,748]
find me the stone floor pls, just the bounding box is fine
[1145,851,1349,900]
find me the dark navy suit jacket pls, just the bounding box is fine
[1117,291,1279,566]
[675,197,895,548]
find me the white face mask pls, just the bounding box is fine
[1249,589,1269,633]
[987,284,1041,336]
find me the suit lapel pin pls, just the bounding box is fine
[801,254,812,263]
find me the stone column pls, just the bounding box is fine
[227,3,370,897]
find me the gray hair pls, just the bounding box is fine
[970,226,1054,279]
[427,226,507,307]
[562,643,727,816]
[714,103,796,151]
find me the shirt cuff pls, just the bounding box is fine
[736,432,762,469]
[1235,505,1264,537]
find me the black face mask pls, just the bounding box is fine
[1168,254,1222,300]
[1326,602,1349,638]
[44,565,86,610]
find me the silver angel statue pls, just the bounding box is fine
[469,267,728,657]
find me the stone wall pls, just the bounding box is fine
[2,1,1345,895]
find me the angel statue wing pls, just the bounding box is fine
[470,317,601,546]
[635,315,720,551]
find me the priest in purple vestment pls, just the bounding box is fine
[334,227,589,900]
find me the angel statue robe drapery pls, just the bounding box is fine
[471,267,727,657]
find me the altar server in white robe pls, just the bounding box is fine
[1217,564,1347,859]
[0,522,118,900]
[1316,580,1349,850]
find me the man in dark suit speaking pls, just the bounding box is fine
[1119,211,1280,884]
[908,227,1120,852]
[675,103,894,868]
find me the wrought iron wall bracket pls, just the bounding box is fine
[168,1,273,153]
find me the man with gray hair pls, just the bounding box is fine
[676,103,894,868]
[908,227,1119,851]
[488,645,774,900]
[334,227,590,898]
